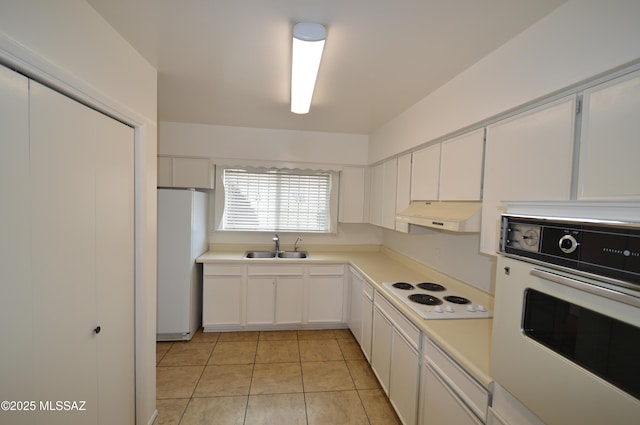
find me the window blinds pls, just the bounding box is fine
[222,168,332,232]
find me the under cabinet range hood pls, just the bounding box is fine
[396,201,482,232]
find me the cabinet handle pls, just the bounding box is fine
[94,326,101,334]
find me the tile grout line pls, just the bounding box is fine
[157,329,396,425]
[297,335,311,425]
[338,334,374,425]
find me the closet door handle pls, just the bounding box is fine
[94,326,101,334]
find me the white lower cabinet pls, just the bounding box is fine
[371,305,393,393]
[361,280,374,361]
[389,329,420,425]
[421,364,483,425]
[372,292,420,425]
[420,337,489,425]
[246,278,276,325]
[202,263,344,330]
[203,265,244,329]
[347,268,364,344]
[307,265,346,324]
[246,265,304,326]
[275,277,305,324]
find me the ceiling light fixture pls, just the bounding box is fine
[291,22,326,114]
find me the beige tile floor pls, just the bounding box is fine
[156,329,402,425]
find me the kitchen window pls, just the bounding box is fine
[219,167,338,233]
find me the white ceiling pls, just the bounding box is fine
[88,0,566,135]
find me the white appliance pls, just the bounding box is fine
[491,202,640,425]
[157,188,208,341]
[382,281,491,319]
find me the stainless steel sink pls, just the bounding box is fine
[278,251,308,259]
[243,250,308,259]
[243,251,277,259]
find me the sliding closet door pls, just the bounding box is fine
[29,81,135,424]
[93,92,135,425]
[0,65,34,425]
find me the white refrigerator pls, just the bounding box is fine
[157,188,208,341]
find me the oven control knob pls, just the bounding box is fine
[477,305,487,312]
[559,234,579,253]
[466,305,476,312]
[445,305,455,313]
[434,306,444,313]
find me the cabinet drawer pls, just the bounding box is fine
[248,265,304,276]
[424,337,488,421]
[203,264,243,276]
[374,292,420,349]
[308,264,344,276]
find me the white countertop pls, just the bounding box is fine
[197,246,494,388]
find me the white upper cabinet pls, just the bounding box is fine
[158,156,215,189]
[369,163,384,226]
[339,166,369,223]
[439,129,484,201]
[369,158,400,230]
[410,129,484,202]
[395,154,412,233]
[381,158,399,230]
[578,69,640,200]
[411,144,441,201]
[481,96,576,255]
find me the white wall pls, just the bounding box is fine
[0,1,158,424]
[160,121,369,166]
[370,0,640,163]
[383,229,495,294]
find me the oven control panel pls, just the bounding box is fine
[500,214,640,286]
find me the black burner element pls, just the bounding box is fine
[392,282,414,290]
[417,282,446,292]
[444,295,471,305]
[409,294,443,306]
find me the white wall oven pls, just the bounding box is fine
[491,209,640,425]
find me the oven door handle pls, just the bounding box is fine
[530,268,640,308]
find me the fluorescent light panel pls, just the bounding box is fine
[291,23,326,114]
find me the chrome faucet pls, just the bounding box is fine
[294,236,302,252]
[273,234,280,253]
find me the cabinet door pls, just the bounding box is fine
[203,276,243,326]
[371,306,393,394]
[369,163,383,226]
[396,154,412,233]
[482,96,575,254]
[173,157,214,189]
[158,156,214,189]
[421,364,483,425]
[439,129,484,201]
[390,329,420,425]
[247,278,276,325]
[348,270,364,344]
[157,156,173,186]
[411,144,440,201]
[381,158,399,230]
[361,291,374,361]
[275,277,304,324]
[578,70,640,200]
[339,166,368,223]
[307,275,345,323]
